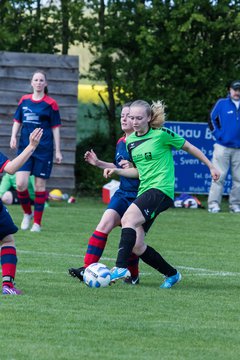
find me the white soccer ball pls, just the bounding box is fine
[83,263,111,288]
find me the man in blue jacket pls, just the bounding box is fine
[208,80,240,213]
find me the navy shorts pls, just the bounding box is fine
[107,188,137,218]
[0,206,18,241]
[133,188,173,233]
[17,155,53,179]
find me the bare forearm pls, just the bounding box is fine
[5,128,43,174]
[4,144,36,174]
[95,160,116,169]
[182,141,213,169]
[104,167,139,179]
[52,127,61,152]
[11,121,21,137]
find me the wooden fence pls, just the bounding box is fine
[0,51,79,192]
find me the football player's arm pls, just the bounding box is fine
[118,160,134,169]
[4,128,43,174]
[182,140,220,181]
[52,126,62,164]
[84,149,116,169]
[10,121,21,149]
[103,167,139,179]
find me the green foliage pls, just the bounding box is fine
[0,0,85,53]
[76,102,111,143]
[75,100,124,195]
[82,0,240,122]
[0,0,59,53]
[1,0,240,126]
[51,0,85,54]
[1,200,240,359]
[75,132,115,195]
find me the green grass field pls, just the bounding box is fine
[1,197,240,360]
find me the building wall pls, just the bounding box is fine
[0,51,79,192]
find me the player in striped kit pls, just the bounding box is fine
[10,70,62,232]
[0,128,42,294]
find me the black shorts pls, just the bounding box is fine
[133,189,173,233]
[11,190,20,205]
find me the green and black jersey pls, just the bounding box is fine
[126,127,185,199]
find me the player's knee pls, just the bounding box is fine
[17,184,28,192]
[96,223,112,233]
[133,242,146,256]
[2,191,13,205]
[2,235,15,246]
[121,212,137,228]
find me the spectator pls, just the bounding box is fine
[208,80,240,213]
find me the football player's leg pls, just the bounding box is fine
[84,208,121,267]
[31,158,52,232]
[0,208,21,295]
[68,208,121,281]
[32,177,47,232]
[114,203,143,271]
[16,170,32,230]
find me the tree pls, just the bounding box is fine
[0,0,60,53]
[81,0,152,144]
[1,0,240,124]
[0,0,85,54]
[53,0,85,55]
[81,0,119,145]
[82,0,240,123]
[146,0,240,121]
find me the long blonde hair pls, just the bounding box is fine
[150,100,166,128]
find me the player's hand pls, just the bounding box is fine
[84,149,99,166]
[10,136,17,149]
[55,150,63,164]
[119,160,133,169]
[29,128,43,147]
[210,166,221,181]
[103,168,116,178]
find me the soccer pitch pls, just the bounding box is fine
[1,198,239,360]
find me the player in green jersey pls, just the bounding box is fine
[104,100,220,288]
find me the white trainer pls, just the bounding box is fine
[208,203,220,213]
[30,223,41,232]
[21,213,33,230]
[229,205,240,213]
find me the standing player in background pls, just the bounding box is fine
[104,100,220,288]
[208,80,240,213]
[68,103,141,285]
[0,128,42,295]
[10,70,62,232]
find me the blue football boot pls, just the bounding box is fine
[160,272,182,289]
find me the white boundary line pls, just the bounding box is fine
[17,250,240,277]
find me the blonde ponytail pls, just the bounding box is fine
[150,100,166,129]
